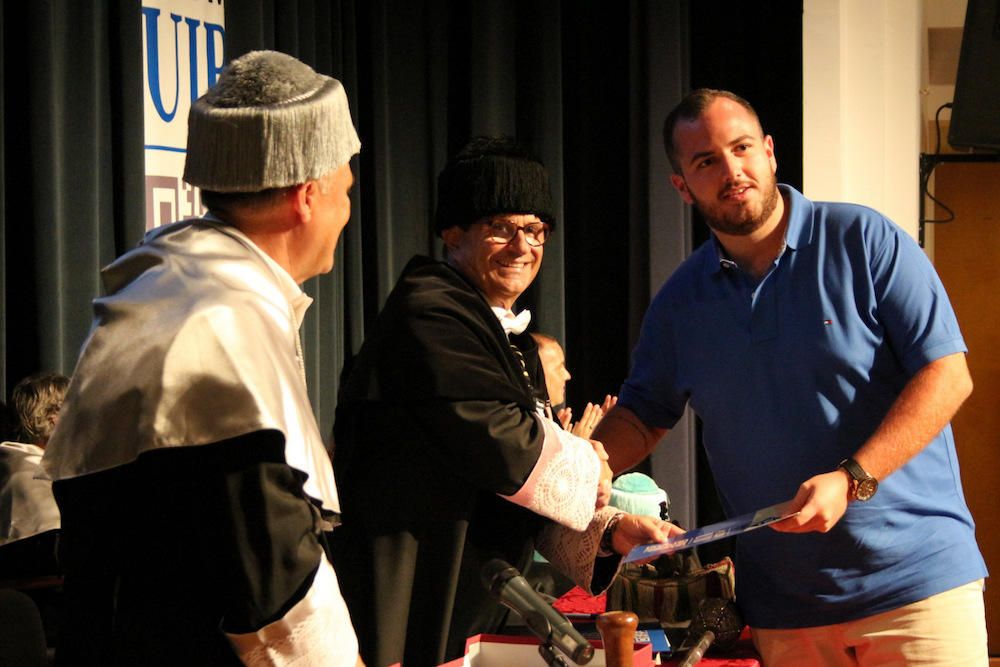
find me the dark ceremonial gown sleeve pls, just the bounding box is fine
[52,432,327,666]
[332,256,555,667]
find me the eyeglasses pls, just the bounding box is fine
[482,219,550,247]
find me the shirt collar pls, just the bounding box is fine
[1,441,45,458]
[708,184,813,275]
[780,184,814,251]
[491,307,532,336]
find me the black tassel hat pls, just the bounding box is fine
[434,137,556,235]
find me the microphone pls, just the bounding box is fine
[481,559,595,665]
[677,598,743,667]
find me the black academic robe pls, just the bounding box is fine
[332,256,553,667]
[51,434,326,666]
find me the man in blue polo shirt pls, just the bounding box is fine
[594,88,989,665]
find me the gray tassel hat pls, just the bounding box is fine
[183,50,361,192]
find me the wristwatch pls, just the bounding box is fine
[838,457,878,501]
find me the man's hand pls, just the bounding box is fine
[571,402,604,438]
[590,439,612,509]
[557,407,573,431]
[770,470,851,533]
[611,514,685,556]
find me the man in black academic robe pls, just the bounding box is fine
[332,138,680,667]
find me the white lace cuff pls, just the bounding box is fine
[500,414,600,531]
[536,505,622,593]
[227,556,359,666]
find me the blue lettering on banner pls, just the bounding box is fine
[185,17,201,104]
[204,22,225,85]
[142,7,182,122]
[142,6,227,125]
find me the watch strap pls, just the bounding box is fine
[838,457,876,501]
[839,457,867,482]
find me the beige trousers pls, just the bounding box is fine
[751,580,988,666]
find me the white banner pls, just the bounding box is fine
[141,1,226,230]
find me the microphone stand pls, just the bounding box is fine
[538,641,571,667]
[525,610,571,667]
[677,630,715,667]
[677,598,743,667]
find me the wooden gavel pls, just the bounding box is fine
[596,610,638,667]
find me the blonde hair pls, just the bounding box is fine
[11,372,69,446]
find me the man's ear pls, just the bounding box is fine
[670,174,694,205]
[291,181,318,223]
[764,134,777,173]
[440,226,463,250]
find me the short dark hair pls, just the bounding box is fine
[662,88,762,173]
[200,186,295,218]
[530,332,559,349]
[11,372,70,446]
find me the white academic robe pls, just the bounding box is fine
[42,217,357,666]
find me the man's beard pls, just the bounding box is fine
[690,174,780,237]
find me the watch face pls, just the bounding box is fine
[856,477,878,501]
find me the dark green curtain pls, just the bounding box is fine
[0,0,688,442]
[232,0,695,453]
[1,0,144,395]
[0,0,807,529]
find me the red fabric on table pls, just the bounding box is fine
[552,585,606,615]
[554,586,761,667]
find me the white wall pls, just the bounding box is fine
[803,0,923,240]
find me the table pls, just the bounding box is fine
[555,586,761,667]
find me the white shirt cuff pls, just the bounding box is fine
[227,555,359,666]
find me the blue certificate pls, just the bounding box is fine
[624,501,799,563]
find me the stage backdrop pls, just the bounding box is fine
[0,0,803,530]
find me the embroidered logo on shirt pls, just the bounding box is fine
[823,319,833,326]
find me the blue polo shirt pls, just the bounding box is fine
[620,185,987,628]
